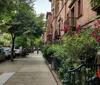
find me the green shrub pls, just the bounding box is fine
[47,45,55,57]
[58,27,100,84]
[54,45,66,59]
[0,41,4,46]
[63,28,98,63]
[41,45,50,57]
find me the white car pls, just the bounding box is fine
[14,49,21,56]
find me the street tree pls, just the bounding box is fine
[25,13,45,51]
[7,23,24,61]
[0,0,35,29]
[5,10,36,61]
[0,0,45,61]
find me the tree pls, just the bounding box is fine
[15,35,30,49]
[0,0,45,61]
[1,0,35,61]
[25,13,45,52]
[0,0,35,29]
[7,23,23,61]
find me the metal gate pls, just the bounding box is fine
[66,64,100,85]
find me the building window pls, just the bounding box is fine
[78,0,82,18]
[71,7,74,18]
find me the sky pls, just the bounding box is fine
[34,0,51,15]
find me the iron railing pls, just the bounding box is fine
[51,55,100,85]
[51,56,62,73]
[66,64,100,85]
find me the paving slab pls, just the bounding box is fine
[0,72,15,85]
[0,51,57,85]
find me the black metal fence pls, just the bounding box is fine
[51,55,100,85]
[51,56,62,73]
[67,64,100,85]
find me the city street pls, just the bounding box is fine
[0,51,57,85]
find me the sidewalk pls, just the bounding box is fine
[0,51,57,85]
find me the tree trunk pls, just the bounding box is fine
[11,35,15,62]
[31,40,33,53]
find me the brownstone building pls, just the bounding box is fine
[44,0,100,44]
[43,12,52,44]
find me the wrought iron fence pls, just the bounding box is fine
[51,56,62,73]
[67,64,100,85]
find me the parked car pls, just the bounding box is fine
[0,48,6,61]
[3,47,11,59]
[14,49,21,56]
[22,48,28,57]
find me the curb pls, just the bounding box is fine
[44,57,62,85]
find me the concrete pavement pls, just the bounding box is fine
[0,51,57,85]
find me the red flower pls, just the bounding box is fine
[72,37,74,40]
[91,28,99,37]
[96,36,100,42]
[91,33,97,37]
[67,30,71,34]
[64,26,69,33]
[94,23,97,27]
[98,68,100,78]
[76,25,81,31]
[97,20,100,24]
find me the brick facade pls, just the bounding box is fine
[44,0,99,44]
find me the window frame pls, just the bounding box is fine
[77,0,83,19]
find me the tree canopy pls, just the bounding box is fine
[0,0,45,61]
